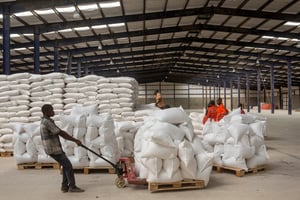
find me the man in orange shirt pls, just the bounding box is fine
[216,98,229,121]
[202,100,218,124]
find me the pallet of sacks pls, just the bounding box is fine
[200,108,269,177]
[11,122,59,170]
[58,104,120,173]
[134,107,213,191]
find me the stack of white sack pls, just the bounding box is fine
[11,123,39,164]
[0,128,14,152]
[0,73,31,152]
[85,112,120,167]
[134,103,159,122]
[64,75,101,115]
[59,110,89,168]
[114,121,143,157]
[202,108,269,170]
[189,109,205,136]
[29,73,66,123]
[97,77,138,121]
[134,107,214,186]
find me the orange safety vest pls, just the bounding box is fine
[216,103,228,121]
[202,105,218,124]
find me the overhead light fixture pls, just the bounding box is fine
[73,11,80,19]
[206,79,208,82]
[256,59,260,64]
[262,36,275,39]
[44,31,57,35]
[217,75,220,78]
[232,68,236,72]
[262,35,299,42]
[98,43,102,49]
[108,23,125,28]
[56,6,76,13]
[10,34,20,38]
[14,11,33,17]
[278,37,289,41]
[110,59,114,65]
[116,68,120,73]
[92,24,107,29]
[13,47,27,51]
[58,28,72,33]
[169,70,172,74]
[99,1,120,8]
[284,21,300,26]
[23,33,34,37]
[34,9,55,15]
[74,26,90,31]
[78,3,98,11]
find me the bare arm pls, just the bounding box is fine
[58,130,81,146]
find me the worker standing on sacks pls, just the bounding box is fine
[154,90,170,109]
[202,100,218,124]
[40,104,84,193]
[216,98,229,121]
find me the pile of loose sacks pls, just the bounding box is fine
[192,108,269,171]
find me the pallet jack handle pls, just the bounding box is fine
[79,144,123,178]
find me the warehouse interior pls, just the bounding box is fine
[0,0,300,199]
[1,0,300,112]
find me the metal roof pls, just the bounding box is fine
[1,0,300,89]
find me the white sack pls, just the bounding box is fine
[152,107,190,124]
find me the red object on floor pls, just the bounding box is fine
[261,103,271,110]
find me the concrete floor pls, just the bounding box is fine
[1,110,300,200]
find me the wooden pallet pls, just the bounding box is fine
[83,166,115,174]
[70,166,115,174]
[0,152,13,157]
[213,165,268,177]
[36,163,60,169]
[148,179,205,192]
[17,162,59,170]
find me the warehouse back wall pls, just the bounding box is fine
[138,82,300,110]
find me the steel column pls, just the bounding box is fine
[67,52,72,75]
[77,60,81,78]
[237,75,241,106]
[287,61,292,115]
[270,65,275,114]
[54,46,59,72]
[2,6,10,75]
[84,64,88,75]
[188,84,190,109]
[224,81,227,108]
[257,68,261,113]
[34,27,40,74]
[202,85,205,108]
[213,84,216,100]
[230,80,233,111]
[246,74,250,112]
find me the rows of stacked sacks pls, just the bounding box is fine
[0,72,138,153]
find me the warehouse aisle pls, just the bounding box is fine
[0,110,299,200]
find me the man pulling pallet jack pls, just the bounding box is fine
[40,104,125,192]
[40,104,85,193]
